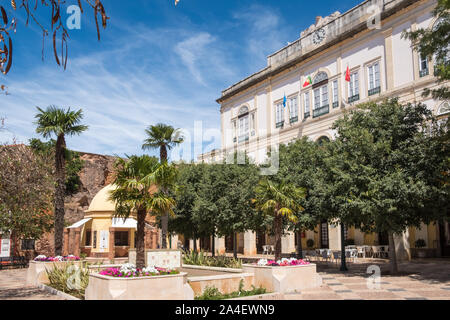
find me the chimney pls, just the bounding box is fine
[315,16,322,25]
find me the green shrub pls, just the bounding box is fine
[46,262,90,299]
[306,239,314,248]
[415,239,426,248]
[345,239,355,246]
[195,280,266,300]
[183,250,242,269]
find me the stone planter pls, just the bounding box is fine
[85,272,194,300]
[242,264,322,294]
[26,260,83,286]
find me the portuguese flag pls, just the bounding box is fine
[303,76,312,88]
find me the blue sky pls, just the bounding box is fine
[0,0,362,160]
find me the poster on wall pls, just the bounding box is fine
[99,230,109,252]
[1,237,11,258]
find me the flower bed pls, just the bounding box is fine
[85,263,193,300]
[256,258,310,267]
[99,263,179,278]
[34,255,80,262]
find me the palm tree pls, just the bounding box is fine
[35,106,88,256]
[253,179,305,262]
[109,155,176,269]
[142,123,184,248]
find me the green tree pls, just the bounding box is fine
[277,137,327,258]
[402,0,450,100]
[327,99,449,274]
[0,144,54,256]
[35,106,88,256]
[253,179,305,262]
[109,155,176,269]
[142,123,184,249]
[29,138,84,195]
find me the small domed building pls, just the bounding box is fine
[64,184,160,259]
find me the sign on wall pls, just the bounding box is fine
[1,237,11,258]
[99,230,109,252]
[146,250,181,269]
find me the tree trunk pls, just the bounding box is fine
[161,213,168,249]
[193,236,197,252]
[274,214,283,262]
[54,134,66,256]
[136,207,146,270]
[296,230,303,259]
[160,145,168,164]
[388,231,398,275]
[233,233,238,259]
[211,233,215,257]
[340,223,348,272]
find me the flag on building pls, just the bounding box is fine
[345,66,351,82]
[303,76,313,88]
[283,94,287,108]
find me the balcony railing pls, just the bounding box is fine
[238,134,249,143]
[368,87,381,96]
[304,112,310,120]
[348,94,360,103]
[313,105,329,118]
[419,68,429,77]
[233,137,237,143]
[332,101,339,108]
[290,116,298,124]
[276,121,285,129]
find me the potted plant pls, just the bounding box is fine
[415,239,427,258]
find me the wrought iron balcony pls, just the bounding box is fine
[238,134,249,143]
[276,121,285,129]
[348,94,360,103]
[332,101,339,108]
[313,105,329,118]
[290,116,298,124]
[368,86,381,96]
[419,68,429,77]
[304,112,310,120]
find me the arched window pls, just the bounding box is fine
[239,106,249,116]
[237,106,250,143]
[312,72,329,118]
[432,18,450,70]
[437,102,450,116]
[313,72,328,85]
[317,136,330,145]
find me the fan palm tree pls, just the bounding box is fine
[142,123,184,248]
[35,106,88,256]
[253,179,305,262]
[109,155,176,269]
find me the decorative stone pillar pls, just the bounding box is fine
[73,228,81,257]
[328,222,341,251]
[108,228,115,260]
[152,231,158,249]
[214,237,226,255]
[244,231,257,256]
[63,229,70,256]
[281,231,296,254]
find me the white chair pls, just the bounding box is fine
[372,246,381,258]
[270,245,275,255]
[356,246,365,258]
[262,245,269,255]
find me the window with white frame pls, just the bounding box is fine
[304,92,310,118]
[367,62,381,95]
[289,96,298,123]
[237,106,250,143]
[250,113,256,136]
[275,102,284,128]
[332,79,339,108]
[419,54,429,77]
[348,71,359,102]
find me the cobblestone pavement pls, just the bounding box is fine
[288,259,450,300]
[0,269,65,300]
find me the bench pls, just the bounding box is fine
[0,256,29,270]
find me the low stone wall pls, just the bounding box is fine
[242,264,322,294]
[26,260,83,286]
[188,273,255,297]
[227,292,284,300]
[182,264,243,273]
[85,272,194,300]
[129,249,182,269]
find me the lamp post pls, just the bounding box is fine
[340,223,348,272]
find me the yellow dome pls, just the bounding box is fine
[86,184,117,213]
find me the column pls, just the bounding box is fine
[73,228,81,257]
[383,28,394,91]
[281,231,295,254]
[328,222,341,250]
[63,229,70,256]
[214,237,226,255]
[108,228,115,260]
[243,231,257,256]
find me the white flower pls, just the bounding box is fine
[54,256,64,261]
[257,259,268,266]
[120,263,137,273]
[143,266,159,274]
[36,255,46,259]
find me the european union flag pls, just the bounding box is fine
[283,94,287,108]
